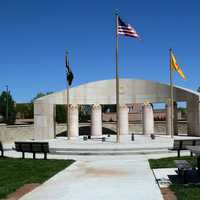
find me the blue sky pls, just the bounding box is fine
[0,0,200,102]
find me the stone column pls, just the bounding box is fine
[173,102,178,135]
[187,98,200,136]
[68,104,79,138]
[142,103,154,135]
[91,104,102,136]
[166,102,172,135]
[119,104,129,135]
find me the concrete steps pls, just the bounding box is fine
[49,147,171,155]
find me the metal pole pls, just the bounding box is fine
[67,85,70,140]
[65,51,70,140]
[6,85,8,123]
[169,48,174,138]
[115,11,120,143]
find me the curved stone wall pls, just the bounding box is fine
[34,79,200,139]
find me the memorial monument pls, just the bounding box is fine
[34,79,200,140]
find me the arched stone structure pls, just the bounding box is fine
[34,79,200,139]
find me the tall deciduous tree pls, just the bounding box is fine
[30,92,47,103]
[15,103,33,119]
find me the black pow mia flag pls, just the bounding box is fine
[65,52,74,86]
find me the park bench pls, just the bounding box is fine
[14,141,49,159]
[169,139,200,157]
[0,141,4,157]
[174,160,192,183]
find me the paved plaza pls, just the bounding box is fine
[11,78,200,199]
[19,155,164,200]
[3,135,193,200]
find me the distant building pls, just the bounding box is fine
[102,103,184,122]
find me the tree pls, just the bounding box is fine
[197,86,200,93]
[79,105,91,122]
[55,105,92,123]
[30,92,92,123]
[30,92,48,103]
[0,91,16,124]
[178,107,187,119]
[15,103,33,119]
[102,105,116,113]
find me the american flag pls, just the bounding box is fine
[117,17,139,38]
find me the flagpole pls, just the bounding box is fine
[67,84,71,140]
[66,50,70,140]
[115,11,120,143]
[169,48,174,138]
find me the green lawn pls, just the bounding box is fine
[171,184,200,200]
[149,156,196,169]
[149,156,200,200]
[0,157,75,199]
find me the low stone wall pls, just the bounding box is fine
[0,121,188,143]
[56,121,188,135]
[0,124,33,143]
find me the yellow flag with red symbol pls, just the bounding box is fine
[170,50,186,80]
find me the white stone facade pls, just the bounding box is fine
[33,79,200,139]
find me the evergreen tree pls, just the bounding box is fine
[0,91,16,124]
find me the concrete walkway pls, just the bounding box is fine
[20,155,163,200]
[4,135,184,200]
